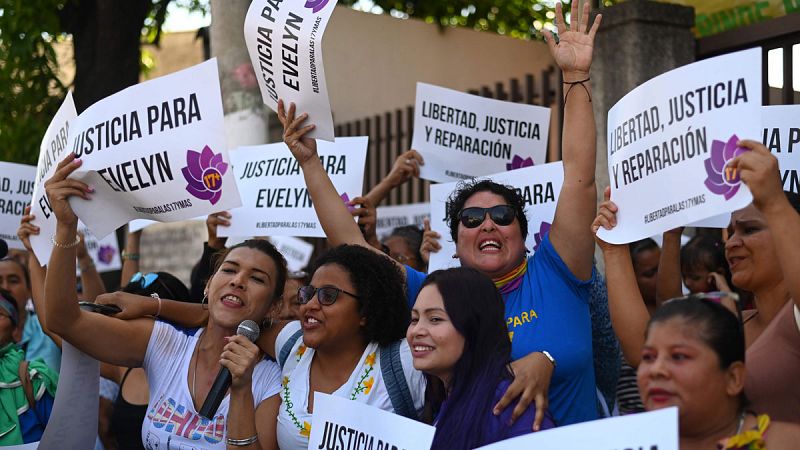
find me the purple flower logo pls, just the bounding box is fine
[182,145,228,205]
[340,193,355,212]
[507,155,534,171]
[97,245,115,264]
[533,221,551,252]
[304,0,330,13]
[704,135,748,200]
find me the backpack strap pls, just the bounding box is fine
[277,329,304,370]
[17,360,35,408]
[379,340,417,420]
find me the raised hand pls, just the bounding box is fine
[17,206,39,252]
[43,153,92,227]
[387,150,424,187]
[592,186,624,253]
[542,1,602,79]
[419,218,441,265]
[278,99,318,166]
[728,140,784,213]
[206,211,231,250]
[349,196,380,249]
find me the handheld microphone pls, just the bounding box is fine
[0,238,8,260]
[199,320,261,419]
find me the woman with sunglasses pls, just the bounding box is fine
[593,140,800,423]
[42,154,286,450]
[409,267,555,449]
[253,244,424,450]
[277,1,603,429]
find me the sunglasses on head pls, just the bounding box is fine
[129,272,176,299]
[297,285,360,306]
[458,205,516,228]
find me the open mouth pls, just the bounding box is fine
[479,240,501,252]
[221,294,243,307]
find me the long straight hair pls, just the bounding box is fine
[422,267,512,450]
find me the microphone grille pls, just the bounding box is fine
[237,320,261,343]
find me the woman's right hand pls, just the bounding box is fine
[17,206,39,252]
[206,211,231,250]
[278,99,318,166]
[43,153,92,227]
[95,291,156,320]
[386,149,424,187]
[591,186,623,253]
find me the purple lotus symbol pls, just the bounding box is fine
[97,245,115,264]
[533,221,551,252]
[304,0,330,13]
[340,193,355,212]
[507,155,534,171]
[182,145,228,205]
[704,135,748,200]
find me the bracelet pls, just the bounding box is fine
[226,435,258,446]
[51,234,81,249]
[121,250,140,261]
[79,260,96,272]
[540,350,557,368]
[150,293,162,317]
[563,77,592,105]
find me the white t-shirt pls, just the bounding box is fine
[275,321,426,450]
[141,321,282,450]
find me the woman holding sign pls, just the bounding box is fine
[42,154,284,450]
[594,141,800,424]
[278,0,603,428]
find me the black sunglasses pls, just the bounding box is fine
[297,285,360,306]
[458,205,516,228]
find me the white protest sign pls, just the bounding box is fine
[63,59,241,239]
[244,0,337,141]
[308,392,435,450]
[598,48,761,244]
[0,162,36,250]
[269,236,313,272]
[128,219,156,233]
[222,137,367,238]
[77,223,122,274]
[476,407,678,450]
[375,203,430,240]
[428,162,563,273]
[411,82,551,183]
[763,105,800,193]
[30,92,78,265]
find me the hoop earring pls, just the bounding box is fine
[451,254,458,259]
[201,294,209,310]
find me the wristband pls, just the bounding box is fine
[150,293,162,317]
[121,250,140,261]
[540,350,556,368]
[226,435,258,446]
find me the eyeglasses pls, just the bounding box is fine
[458,205,516,228]
[129,272,176,299]
[297,285,360,306]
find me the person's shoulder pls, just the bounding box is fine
[764,419,800,450]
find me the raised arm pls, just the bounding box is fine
[544,1,602,281]
[656,229,684,303]
[363,149,424,207]
[43,154,153,367]
[17,208,62,347]
[119,229,142,287]
[731,140,800,311]
[593,187,649,366]
[77,233,107,302]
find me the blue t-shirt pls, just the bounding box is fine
[21,313,61,372]
[406,234,597,425]
[19,391,54,443]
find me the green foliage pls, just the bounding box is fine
[0,0,67,165]
[341,0,616,40]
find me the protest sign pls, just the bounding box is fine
[411,82,551,182]
[129,219,156,233]
[61,59,241,240]
[375,203,430,240]
[598,48,761,244]
[30,92,78,265]
[0,162,36,250]
[77,222,122,274]
[762,105,800,193]
[476,407,678,450]
[244,0,337,141]
[221,137,367,238]
[428,162,563,273]
[308,392,435,450]
[269,236,313,272]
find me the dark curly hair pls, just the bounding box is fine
[312,245,408,346]
[212,239,288,303]
[444,179,528,243]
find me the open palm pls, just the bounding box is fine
[278,99,318,166]
[544,2,602,77]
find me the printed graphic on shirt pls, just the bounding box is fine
[146,395,225,446]
[506,308,539,341]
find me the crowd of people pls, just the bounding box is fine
[1,1,799,449]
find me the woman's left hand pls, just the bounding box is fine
[542,1,602,80]
[728,140,785,213]
[221,335,262,390]
[494,351,554,431]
